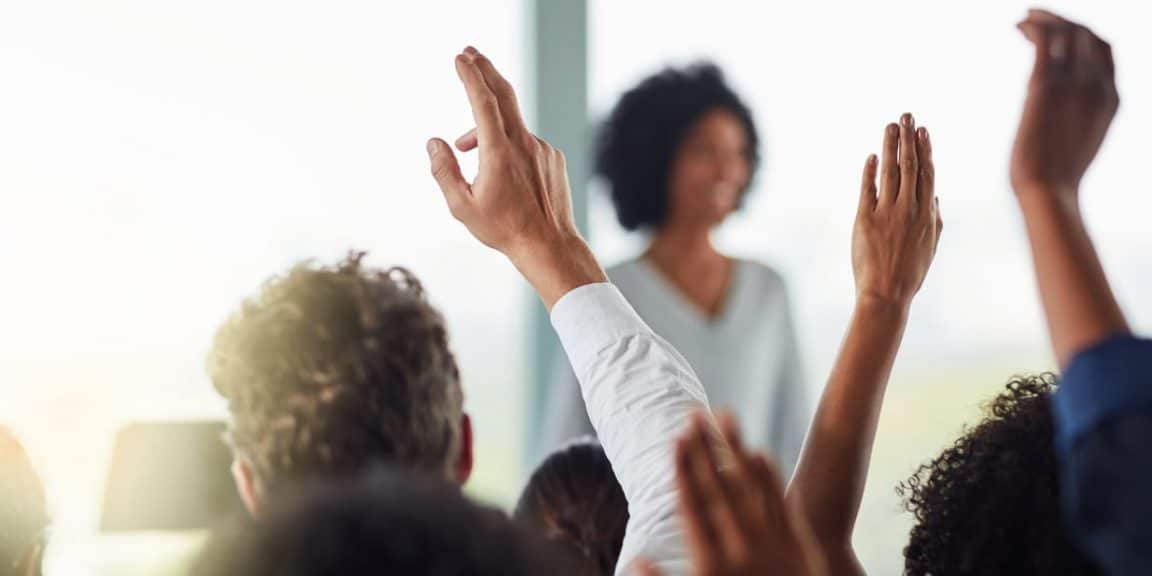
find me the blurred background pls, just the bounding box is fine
[0,0,1148,574]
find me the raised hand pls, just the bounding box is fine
[852,113,942,309]
[1008,10,1127,366]
[427,47,605,308]
[786,115,942,575]
[1011,9,1119,201]
[637,412,826,576]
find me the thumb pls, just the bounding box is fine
[427,138,471,217]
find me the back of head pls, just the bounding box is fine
[515,439,628,575]
[194,466,576,576]
[900,374,1100,575]
[0,428,46,576]
[208,253,464,493]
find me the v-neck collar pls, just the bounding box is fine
[634,257,747,331]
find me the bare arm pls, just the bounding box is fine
[1010,10,1127,367]
[787,114,943,574]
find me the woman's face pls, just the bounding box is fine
[666,108,752,230]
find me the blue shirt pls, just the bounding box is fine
[1053,335,1152,575]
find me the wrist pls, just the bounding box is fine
[1014,181,1080,209]
[507,231,608,310]
[854,292,912,319]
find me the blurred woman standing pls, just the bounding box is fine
[542,63,809,477]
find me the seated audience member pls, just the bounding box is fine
[208,257,473,514]
[1,428,47,576]
[428,47,722,573]
[898,374,1098,575]
[192,466,577,576]
[1009,10,1151,574]
[783,13,1105,574]
[515,439,629,575]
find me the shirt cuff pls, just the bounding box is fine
[1054,334,1152,451]
[550,283,654,374]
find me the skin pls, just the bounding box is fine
[1011,9,1128,367]
[785,113,942,575]
[458,107,752,318]
[636,412,827,576]
[645,108,752,318]
[427,47,607,310]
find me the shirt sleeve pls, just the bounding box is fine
[1053,334,1152,575]
[535,351,596,465]
[551,283,716,575]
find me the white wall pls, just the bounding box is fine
[590,0,1152,571]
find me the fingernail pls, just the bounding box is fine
[868,154,878,166]
[901,113,914,127]
[426,139,439,155]
[888,124,899,137]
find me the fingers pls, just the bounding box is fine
[454,52,505,147]
[879,123,900,205]
[1018,20,1051,84]
[465,48,529,138]
[717,412,772,538]
[684,415,746,556]
[427,138,471,218]
[898,113,919,209]
[676,420,724,568]
[455,127,478,152]
[632,558,664,576]
[858,154,878,215]
[916,127,935,211]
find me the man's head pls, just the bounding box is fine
[900,373,1099,575]
[0,428,47,576]
[193,466,578,576]
[208,253,471,514]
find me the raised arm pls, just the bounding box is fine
[786,114,943,574]
[1010,9,1127,367]
[427,47,716,574]
[1010,11,1152,575]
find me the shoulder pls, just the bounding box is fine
[737,259,788,294]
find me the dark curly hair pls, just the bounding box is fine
[194,466,579,576]
[515,439,629,575]
[595,62,760,231]
[899,373,1100,575]
[1,428,47,575]
[208,253,464,493]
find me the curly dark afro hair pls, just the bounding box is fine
[595,62,760,231]
[208,253,464,492]
[899,373,1100,575]
[515,439,629,576]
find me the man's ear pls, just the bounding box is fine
[456,413,474,484]
[231,459,261,517]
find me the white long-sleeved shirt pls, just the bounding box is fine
[542,258,809,478]
[551,282,721,575]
